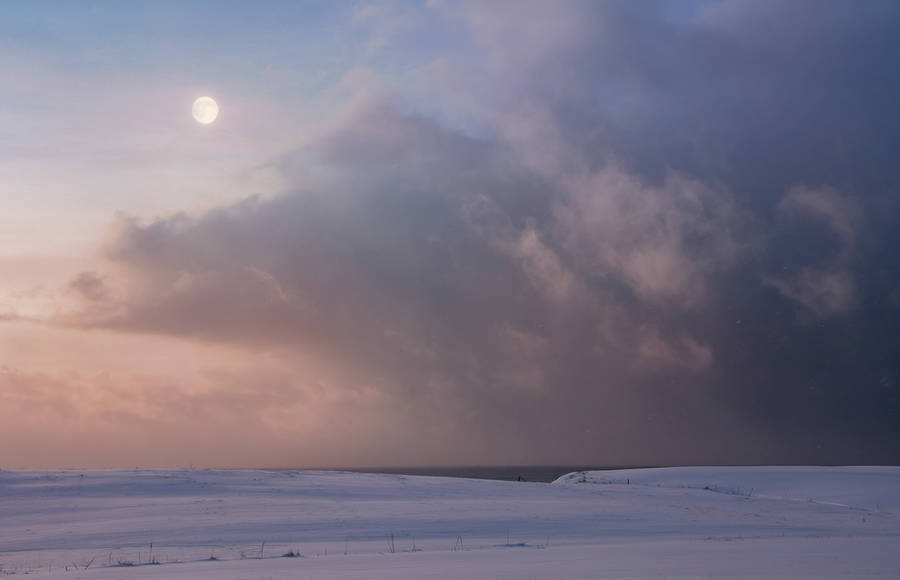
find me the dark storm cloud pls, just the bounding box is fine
[459,0,900,200]
[71,0,900,464]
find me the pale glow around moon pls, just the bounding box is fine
[192,96,219,124]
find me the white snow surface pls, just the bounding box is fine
[1,466,898,579]
[553,465,900,512]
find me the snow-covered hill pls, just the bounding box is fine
[553,465,900,512]
[1,467,898,578]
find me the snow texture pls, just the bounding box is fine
[1,466,898,578]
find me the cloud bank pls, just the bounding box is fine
[5,0,899,467]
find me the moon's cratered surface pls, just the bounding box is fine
[192,96,219,124]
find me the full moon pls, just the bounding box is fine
[192,96,219,124]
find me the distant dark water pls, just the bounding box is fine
[276,466,641,483]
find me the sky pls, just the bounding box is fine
[1,0,899,469]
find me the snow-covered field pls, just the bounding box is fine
[1,466,898,579]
